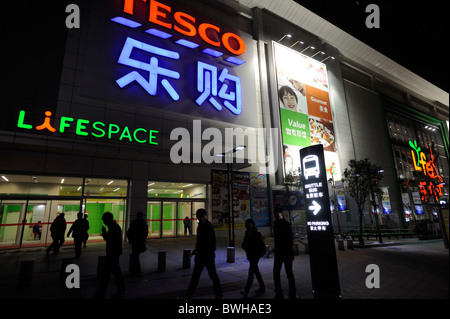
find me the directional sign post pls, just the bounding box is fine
[300,144,341,299]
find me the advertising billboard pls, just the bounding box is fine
[272,42,340,181]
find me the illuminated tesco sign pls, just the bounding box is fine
[107,0,247,116]
[122,0,246,55]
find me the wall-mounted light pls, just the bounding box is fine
[1,176,8,182]
[321,56,335,63]
[290,40,304,48]
[311,50,326,58]
[300,45,315,53]
[278,34,292,42]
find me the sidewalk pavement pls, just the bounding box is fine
[0,235,448,301]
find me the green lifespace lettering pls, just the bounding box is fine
[60,117,75,133]
[120,126,133,142]
[133,128,147,144]
[108,124,120,139]
[149,130,159,145]
[76,119,90,136]
[16,110,158,146]
[92,121,106,138]
[17,110,32,129]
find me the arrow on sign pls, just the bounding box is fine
[309,200,321,215]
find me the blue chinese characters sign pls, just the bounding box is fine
[81,0,257,127]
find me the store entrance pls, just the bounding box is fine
[147,200,205,238]
[0,198,82,249]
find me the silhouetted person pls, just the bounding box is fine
[127,211,149,274]
[240,218,266,298]
[273,207,296,299]
[33,221,42,240]
[67,212,89,259]
[96,212,125,299]
[184,209,222,300]
[45,213,66,255]
[183,216,192,236]
[415,220,428,237]
[82,214,89,247]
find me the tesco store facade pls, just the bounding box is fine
[1,0,448,248]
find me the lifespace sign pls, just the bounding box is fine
[81,0,258,127]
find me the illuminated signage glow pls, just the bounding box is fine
[122,0,246,56]
[116,37,181,100]
[300,144,341,298]
[110,0,246,115]
[17,110,159,145]
[409,139,444,202]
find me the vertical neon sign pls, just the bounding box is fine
[409,140,444,202]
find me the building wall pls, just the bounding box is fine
[343,80,402,227]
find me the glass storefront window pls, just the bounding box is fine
[0,174,83,196]
[148,181,206,199]
[0,174,128,249]
[84,178,128,197]
[386,111,449,222]
[146,197,205,238]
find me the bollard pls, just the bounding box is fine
[226,247,235,263]
[129,253,139,275]
[345,236,354,250]
[263,245,270,258]
[293,243,299,256]
[18,260,35,288]
[59,257,74,283]
[338,240,345,251]
[97,256,106,279]
[182,249,191,269]
[158,251,166,271]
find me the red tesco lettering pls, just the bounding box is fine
[123,0,246,55]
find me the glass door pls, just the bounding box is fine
[148,201,161,238]
[162,202,176,237]
[82,198,126,242]
[178,201,192,236]
[0,200,25,248]
[191,202,205,236]
[21,200,48,247]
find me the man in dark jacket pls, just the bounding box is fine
[45,213,67,255]
[184,208,222,300]
[67,212,89,259]
[127,211,149,274]
[240,218,265,298]
[96,212,125,298]
[273,207,296,299]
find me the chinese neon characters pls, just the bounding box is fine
[409,139,444,202]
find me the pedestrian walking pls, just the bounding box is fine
[82,214,89,247]
[127,211,149,274]
[272,207,296,299]
[96,212,125,299]
[184,208,223,300]
[45,213,66,255]
[240,218,266,298]
[67,212,89,259]
[183,216,192,236]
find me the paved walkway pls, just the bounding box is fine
[0,236,448,302]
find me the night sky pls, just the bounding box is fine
[294,0,449,92]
